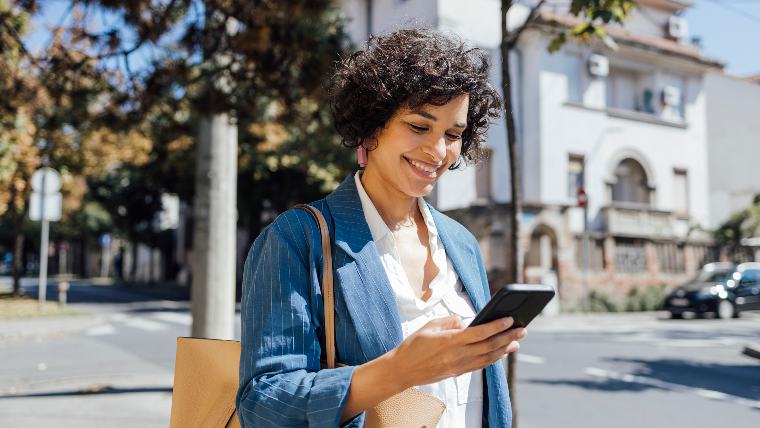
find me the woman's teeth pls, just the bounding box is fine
[407,158,437,173]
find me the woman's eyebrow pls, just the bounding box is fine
[410,108,466,128]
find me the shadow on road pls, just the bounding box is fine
[0,385,173,399]
[21,282,190,305]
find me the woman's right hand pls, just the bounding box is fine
[386,315,527,389]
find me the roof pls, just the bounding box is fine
[534,10,724,68]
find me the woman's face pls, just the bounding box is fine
[366,94,469,197]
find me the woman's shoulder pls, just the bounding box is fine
[249,199,330,262]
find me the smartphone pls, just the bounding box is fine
[467,283,556,329]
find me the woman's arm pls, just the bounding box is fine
[236,210,359,428]
[339,349,408,424]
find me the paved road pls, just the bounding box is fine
[517,312,760,428]
[1,281,758,427]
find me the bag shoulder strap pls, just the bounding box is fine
[292,204,336,369]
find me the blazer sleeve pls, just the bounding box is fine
[235,210,362,427]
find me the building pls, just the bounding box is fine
[704,72,760,229]
[339,0,729,308]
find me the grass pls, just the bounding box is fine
[0,294,89,320]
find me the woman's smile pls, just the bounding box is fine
[403,156,440,180]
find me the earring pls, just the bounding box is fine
[357,138,372,168]
[357,145,368,168]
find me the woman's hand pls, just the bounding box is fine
[340,315,525,423]
[386,315,527,389]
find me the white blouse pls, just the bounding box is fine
[354,172,483,428]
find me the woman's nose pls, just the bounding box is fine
[426,135,447,161]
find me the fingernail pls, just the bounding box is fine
[503,317,513,327]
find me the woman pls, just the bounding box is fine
[236,29,527,427]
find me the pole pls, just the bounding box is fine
[191,113,238,339]
[582,203,590,311]
[38,172,48,311]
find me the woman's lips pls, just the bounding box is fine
[403,156,439,180]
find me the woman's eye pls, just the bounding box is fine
[446,133,462,140]
[409,124,428,133]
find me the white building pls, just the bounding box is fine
[704,72,760,229]
[339,0,728,305]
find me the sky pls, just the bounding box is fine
[24,1,760,77]
[682,0,760,76]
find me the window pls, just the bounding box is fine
[740,270,760,287]
[655,242,685,273]
[612,158,651,206]
[568,155,585,199]
[614,238,648,273]
[673,169,689,217]
[606,68,656,114]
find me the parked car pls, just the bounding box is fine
[732,263,760,314]
[663,262,752,319]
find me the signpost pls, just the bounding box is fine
[30,167,62,311]
[577,186,589,312]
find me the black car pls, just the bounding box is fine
[733,263,760,313]
[663,262,759,319]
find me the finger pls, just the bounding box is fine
[426,314,465,331]
[479,341,520,367]
[468,327,526,355]
[457,316,514,344]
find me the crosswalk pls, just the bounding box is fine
[84,312,238,336]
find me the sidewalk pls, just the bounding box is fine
[0,313,104,344]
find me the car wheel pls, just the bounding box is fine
[669,312,683,319]
[717,300,735,320]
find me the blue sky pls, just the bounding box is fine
[683,0,760,76]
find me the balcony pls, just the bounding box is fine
[600,204,677,238]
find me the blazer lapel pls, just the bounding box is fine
[325,174,404,361]
[428,204,489,311]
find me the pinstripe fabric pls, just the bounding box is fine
[236,173,512,427]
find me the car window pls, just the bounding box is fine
[739,270,760,286]
[695,270,732,283]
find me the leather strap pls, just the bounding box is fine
[293,204,336,369]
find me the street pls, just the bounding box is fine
[1,281,758,427]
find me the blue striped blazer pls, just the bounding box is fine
[236,173,512,427]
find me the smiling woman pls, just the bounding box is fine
[236,28,522,428]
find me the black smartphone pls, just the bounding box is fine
[467,283,556,329]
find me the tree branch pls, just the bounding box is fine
[505,0,547,48]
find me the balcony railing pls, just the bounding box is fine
[600,204,676,238]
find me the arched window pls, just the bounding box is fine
[611,158,650,205]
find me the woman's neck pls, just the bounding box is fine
[360,166,420,231]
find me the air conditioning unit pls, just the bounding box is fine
[668,16,688,40]
[588,54,609,78]
[661,85,681,107]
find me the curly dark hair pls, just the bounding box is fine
[330,28,503,169]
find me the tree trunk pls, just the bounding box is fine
[501,1,524,426]
[12,232,24,297]
[190,113,238,340]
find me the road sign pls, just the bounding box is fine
[29,192,62,221]
[31,167,62,194]
[577,186,588,208]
